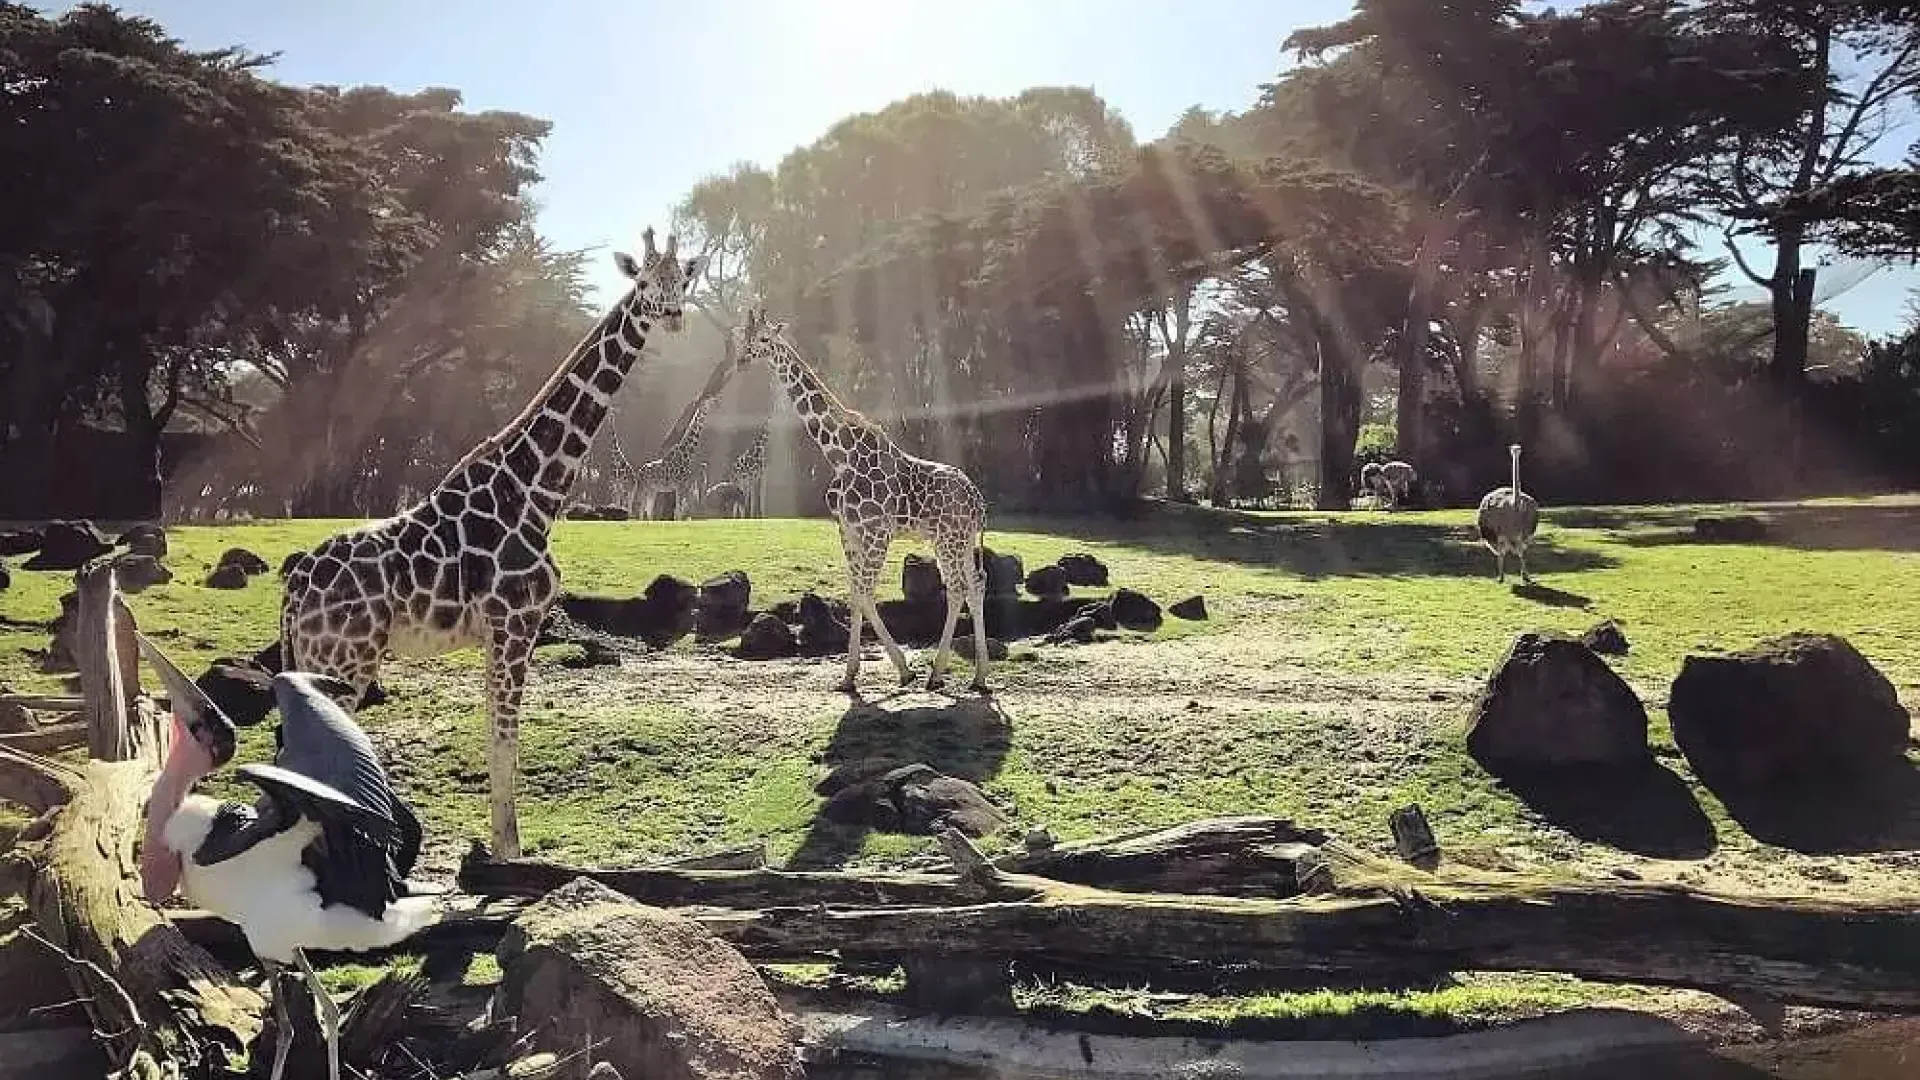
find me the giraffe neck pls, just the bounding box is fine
[446,296,651,512]
[766,340,873,459]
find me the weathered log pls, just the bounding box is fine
[990,815,1349,896]
[461,818,1920,1012]
[0,563,263,1078]
[0,720,87,755]
[0,693,86,711]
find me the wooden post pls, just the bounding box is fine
[0,560,263,1077]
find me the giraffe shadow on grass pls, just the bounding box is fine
[786,695,1013,871]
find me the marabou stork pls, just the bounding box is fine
[137,633,438,1080]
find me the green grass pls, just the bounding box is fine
[2,498,1915,1030]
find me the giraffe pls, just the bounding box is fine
[725,425,769,517]
[729,308,991,693]
[599,408,641,510]
[279,228,706,859]
[625,392,718,520]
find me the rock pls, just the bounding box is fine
[901,553,945,602]
[1465,631,1651,774]
[1083,600,1118,631]
[767,600,800,625]
[1109,588,1163,632]
[42,591,81,672]
[197,659,277,726]
[216,547,270,576]
[1694,515,1768,543]
[979,546,1023,597]
[204,563,250,590]
[695,571,753,641]
[819,758,1008,837]
[0,528,44,558]
[872,598,948,644]
[1668,632,1912,789]
[1056,552,1109,587]
[495,878,802,1080]
[560,576,698,650]
[556,640,623,669]
[1024,564,1069,600]
[796,591,850,656]
[950,634,1009,662]
[1581,619,1630,656]
[1044,615,1097,645]
[0,700,33,734]
[1169,595,1208,621]
[115,523,167,559]
[23,520,111,571]
[278,551,307,579]
[0,560,9,591]
[735,613,799,660]
[112,553,172,594]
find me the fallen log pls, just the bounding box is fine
[0,562,262,1077]
[0,721,87,755]
[460,824,1920,1012]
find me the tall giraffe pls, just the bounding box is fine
[598,406,640,509]
[279,229,706,859]
[730,308,991,693]
[626,393,717,520]
[726,426,769,517]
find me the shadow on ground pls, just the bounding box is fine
[787,694,1012,870]
[1554,500,1920,554]
[1006,504,1617,581]
[1511,582,1594,609]
[1496,762,1718,860]
[1704,755,1920,855]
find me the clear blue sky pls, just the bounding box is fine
[50,0,1920,335]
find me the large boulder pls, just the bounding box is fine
[216,547,270,576]
[112,553,172,593]
[0,560,9,592]
[278,551,307,579]
[901,554,944,603]
[695,571,753,641]
[1465,632,1651,774]
[1581,619,1630,656]
[1056,552,1110,587]
[1169,595,1208,621]
[1669,633,1912,789]
[1024,564,1069,600]
[1109,588,1163,632]
[23,520,110,571]
[116,523,167,559]
[496,878,802,1080]
[979,547,1023,597]
[795,592,850,656]
[197,658,277,726]
[560,576,698,650]
[734,613,798,660]
[0,528,43,558]
[204,563,250,590]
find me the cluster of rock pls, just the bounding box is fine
[1467,620,1912,805]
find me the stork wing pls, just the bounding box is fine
[188,798,291,867]
[236,763,398,846]
[269,673,402,829]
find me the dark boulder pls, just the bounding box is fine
[695,570,753,641]
[24,520,111,571]
[902,554,944,603]
[1694,515,1768,543]
[556,640,623,669]
[112,553,172,593]
[950,634,1009,662]
[979,547,1023,597]
[1024,564,1069,600]
[1669,633,1912,789]
[116,523,168,559]
[1056,552,1110,587]
[768,599,800,625]
[0,560,9,591]
[873,598,950,645]
[216,547,270,576]
[1580,619,1630,656]
[1465,632,1651,774]
[1109,588,1163,632]
[0,528,44,559]
[204,563,250,590]
[560,575,698,650]
[197,658,277,726]
[1044,615,1098,645]
[1169,595,1208,621]
[796,591,850,656]
[735,613,799,660]
[818,759,1007,838]
[279,551,308,579]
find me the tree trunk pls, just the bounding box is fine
[1316,328,1363,510]
[1167,368,1187,501]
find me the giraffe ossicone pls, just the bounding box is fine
[729,307,993,694]
[279,228,706,861]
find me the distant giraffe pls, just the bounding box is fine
[726,426,769,517]
[626,393,718,520]
[279,229,706,859]
[730,308,991,693]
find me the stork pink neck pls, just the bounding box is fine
[139,715,215,903]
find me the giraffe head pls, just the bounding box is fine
[730,306,790,373]
[611,227,708,333]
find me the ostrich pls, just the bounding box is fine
[137,636,437,1080]
[1476,443,1540,582]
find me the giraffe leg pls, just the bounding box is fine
[484,618,536,860]
[961,541,991,693]
[838,524,910,690]
[926,535,976,690]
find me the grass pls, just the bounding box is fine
[2,497,1916,1034]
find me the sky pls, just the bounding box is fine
[47,0,1920,336]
